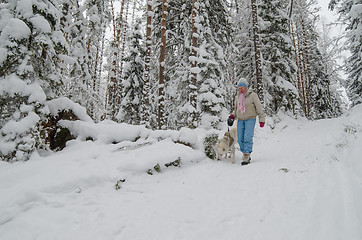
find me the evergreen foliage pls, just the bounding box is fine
[329,0,362,107]
[203,133,218,160]
[0,0,64,161]
[258,0,299,115]
[118,19,145,125]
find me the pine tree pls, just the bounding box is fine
[194,0,233,129]
[0,0,65,161]
[66,1,93,112]
[118,19,145,125]
[154,0,193,129]
[330,0,362,107]
[258,0,299,115]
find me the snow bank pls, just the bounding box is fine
[59,120,200,150]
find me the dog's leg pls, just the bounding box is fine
[231,145,235,164]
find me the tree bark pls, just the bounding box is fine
[158,0,167,129]
[301,18,311,117]
[142,0,153,126]
[118,0,130,104]
[189,0,198,127]
[251,0,263,101]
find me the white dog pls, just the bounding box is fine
[216,128,237,163]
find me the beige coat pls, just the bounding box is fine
[232,89,266,123]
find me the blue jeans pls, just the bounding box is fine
[237,119,256,153]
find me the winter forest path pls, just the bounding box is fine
[0,112,362,240]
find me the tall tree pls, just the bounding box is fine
[118,19,145,125]
[64,0,94,115]
[330,0,362,107]
[195,0,233,129]
[189,0,199,128]
[258,0,300,115]
[250,0,263,99]
[141,0,155,127]
[158,0,168,129]
[0,0,65,161]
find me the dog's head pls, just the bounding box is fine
[216,141,227,160]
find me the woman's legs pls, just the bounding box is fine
[237,119,256,153]
[237,120,245,152]
[244,118,256,153]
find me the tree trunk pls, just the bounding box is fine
[158,0,167,129]
[251,0,263,101]
[142,0,153,126]
[107,0,119,120]
[120,0,130,75]
[296,29,307,115]
[189,0,198,127]
[291,21,303,105]
[301,18,311,117]
[116,0,126,106]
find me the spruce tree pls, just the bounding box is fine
[330,0,362,107]
[118,19,145,125]
[258,0,299,115]
[195,0,233,129]
[0,0,64,161]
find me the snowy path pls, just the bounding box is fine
[0,111,362,240]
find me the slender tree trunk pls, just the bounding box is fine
[131,0,137,26]
[301,18,311,117]
[158,0,167,129]
[119,0,130,88]
[142,0,153,126]
[107,0,118,119]
[116,0,126,106]
[291,21,303,103]
[189,0,198,127]
[251,0,263,101]
[296,29,307,115]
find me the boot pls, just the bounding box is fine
[241,153,251,165]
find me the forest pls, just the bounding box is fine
[0,0,361,162]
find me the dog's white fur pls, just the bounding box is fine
[216,128,237,163]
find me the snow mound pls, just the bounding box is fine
[59,120,200,150]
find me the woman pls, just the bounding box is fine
[229,78,265,165]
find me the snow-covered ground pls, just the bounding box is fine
[1,105,362,240]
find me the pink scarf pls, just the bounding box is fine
[238,93,246,113]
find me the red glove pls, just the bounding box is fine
[260,122,265,128]
[229,115,234,120]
